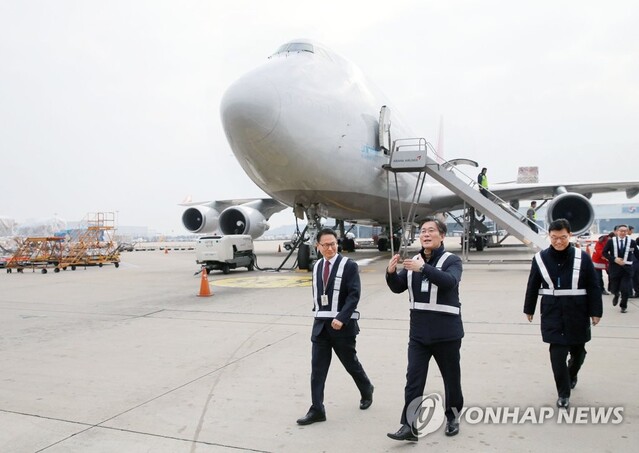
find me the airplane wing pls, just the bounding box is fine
[180,198,288,219]
[490,181,639,201]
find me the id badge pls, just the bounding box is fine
[421,279,430,292]
[321,294,329,306]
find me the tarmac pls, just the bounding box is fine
[0,239,637,452]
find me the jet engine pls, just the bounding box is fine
[545,192,595,236]
[181,206,220,234]
[218,206,269,238]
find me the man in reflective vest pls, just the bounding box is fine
[603,224,636,312]
[296,228,373,426]
[524,218,602,409]
[477,167,489,197]
[386,218,464,441]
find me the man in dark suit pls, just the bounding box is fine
[296,229,374,425]
[603,224,636,312]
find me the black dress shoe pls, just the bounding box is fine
[621,307,627,313]
[360,385,374,410]
[445,419,460,436]
[570,376,578,389]
[387,424,418,441]
[602,290,611,295]
[613,295,619,306]
[296,410,326,425]
[557,397,570,409]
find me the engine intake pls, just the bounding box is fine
[545,192,594,236]
[181,207,219,234]
[219,206,269,238]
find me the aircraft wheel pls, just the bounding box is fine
[71,265,76,271]
[41,269,47,274]
[54,267,60,273]
[114,262,120,268]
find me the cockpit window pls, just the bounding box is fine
[272,42,314,55]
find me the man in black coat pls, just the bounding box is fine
[385,218,464,441]
[603,224,637,312]
[524,218,602,409]
[296,229,373,426]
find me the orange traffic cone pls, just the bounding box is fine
[197,268,212,297]
[164,248,169,254]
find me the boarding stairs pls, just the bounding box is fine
[384,138,547,252]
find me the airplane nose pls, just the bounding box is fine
[220,72,280,144]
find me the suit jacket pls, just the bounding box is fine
[311,254,361,340]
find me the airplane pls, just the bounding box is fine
[181,38,639,268]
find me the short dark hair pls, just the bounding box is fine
[548,218,571,233]
[617,224,628,230]
[316,228,337,243]
[481,167,487,172]
[421,217,447,235]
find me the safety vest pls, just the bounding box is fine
[535,250,587,296]
[479,174,488,188]
[406,252,460,315]
[612,237,633,265]
[312,257,359,320]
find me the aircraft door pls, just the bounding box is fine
[379,105,391,154]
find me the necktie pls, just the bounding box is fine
[323,260,330,288]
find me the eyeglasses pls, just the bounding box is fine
[549,235,570,241]
[319,242,337,248]
[420,228,439,235]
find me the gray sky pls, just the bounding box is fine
[1,0,638,234]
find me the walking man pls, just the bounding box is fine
[524,219,602,409]
[386,218,464,441]
[603,224,636,312]
[297,229,374,425]
[526,201,539,233]
[477,167,489,197]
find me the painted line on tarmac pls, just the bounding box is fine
[213,257,382,288]
[214,275,312,288]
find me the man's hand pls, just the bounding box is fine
[615,257,625,266]
[387,254,401,273]
[591,316,601,326]
[331,319,343,330]
[526,314,534,322]
[402,256,425,272]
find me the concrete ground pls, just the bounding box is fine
[0,240,636,452]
